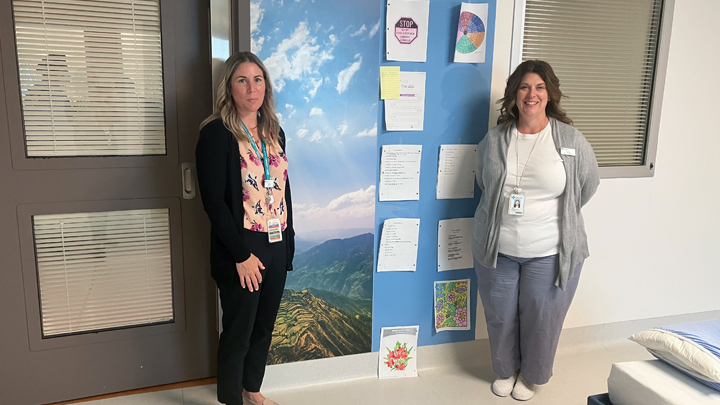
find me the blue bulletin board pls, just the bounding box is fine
[372,0,496,351]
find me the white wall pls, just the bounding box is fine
[481,0,720,337]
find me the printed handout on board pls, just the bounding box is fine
[386,0,430,62]
[454,2,488,63]
[434,279,471,332]
[377,218,420,272]
[384,71,426,131]
[436,144,477,199]
[379,326,419,379]
[437,218,473,272]
[379,144,422,201]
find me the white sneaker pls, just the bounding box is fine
[511,373,536,401]
[491,374,518,397]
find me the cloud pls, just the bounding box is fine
[309,131,322,142]
[285,103,294,110]
[276,112,283,123]
[336,55,362,94]
[263,22,335,91]
[251,36,265,54]
[297,128,308,138]
[328,34,338,45]
[308,77,323,98]
[338,124,348,136]
[355,123,377,138]
[293,186,375,232]
[309,107,323,116]
[368,20,381,38]
[250,2,264,33]
[250,2,265,53]
[350,24,367,37]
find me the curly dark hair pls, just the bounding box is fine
[497,60,572,129]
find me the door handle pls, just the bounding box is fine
[181,162,196,200]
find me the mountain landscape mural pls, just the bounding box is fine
[253,0,379,365]
[267,233,373,364]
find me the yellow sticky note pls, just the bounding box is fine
[380,66,400,100]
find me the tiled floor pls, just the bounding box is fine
[76,341,653,405]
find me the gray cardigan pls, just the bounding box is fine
[472,118,600,290]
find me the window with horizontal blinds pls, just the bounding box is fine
[521,0,663,167]
[33,209,173,337]
[12,0,166,157]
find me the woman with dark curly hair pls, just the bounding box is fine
[472,60,599,400]
[196,51,295,405]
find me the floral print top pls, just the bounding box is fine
[239,136,289,232]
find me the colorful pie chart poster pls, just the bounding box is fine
[454,3,488,64]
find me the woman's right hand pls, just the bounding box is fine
[236,254,265,292]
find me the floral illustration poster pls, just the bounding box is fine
[378,326,419,379]
[434,279,471,332]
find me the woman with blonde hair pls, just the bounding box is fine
[196,51,295,405]
[473,60,599,400]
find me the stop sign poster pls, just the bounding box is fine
[386,0,430,62]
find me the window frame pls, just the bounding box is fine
[17,198,186,351]
[1,0,178,170]
[509,0,675,179]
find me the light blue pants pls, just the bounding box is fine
[475,254,582,385]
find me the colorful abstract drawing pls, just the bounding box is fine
[455,11,485,54]
[434,279,470,332]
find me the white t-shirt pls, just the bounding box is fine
[498,122,566,258]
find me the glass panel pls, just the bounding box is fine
[522,0,663,167]
[33,208,173,337]
[12,0,166,157]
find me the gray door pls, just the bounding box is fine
[0,1,216,404]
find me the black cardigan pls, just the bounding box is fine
[195,118,295,280]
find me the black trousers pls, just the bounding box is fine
[215,230,287,405]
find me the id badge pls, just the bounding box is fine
[508,194,525,216]
[267,217,283,243]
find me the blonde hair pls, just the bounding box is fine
[200,51,281,147]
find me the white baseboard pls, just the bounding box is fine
[261,309,720,392]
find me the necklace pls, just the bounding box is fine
[514,126,542,194]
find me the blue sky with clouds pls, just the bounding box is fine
[251,0,380,237]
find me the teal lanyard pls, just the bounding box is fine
[240,120,271,188]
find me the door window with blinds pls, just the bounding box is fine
[17,200,185,348]
[514,0,672,177]
[12,0,165,157]
[33,209,173,337]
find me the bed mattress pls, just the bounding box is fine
[608,360,720,405]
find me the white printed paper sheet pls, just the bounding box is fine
[386,0,430,62]
[379,144,422,201]
[379,326,419,379]
[436,144,477,199]
[454,3,488,63]
[377,218,420,272]
[384,71,426,131]
[437,218,473,271]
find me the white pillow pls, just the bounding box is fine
[629,328,720,385]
